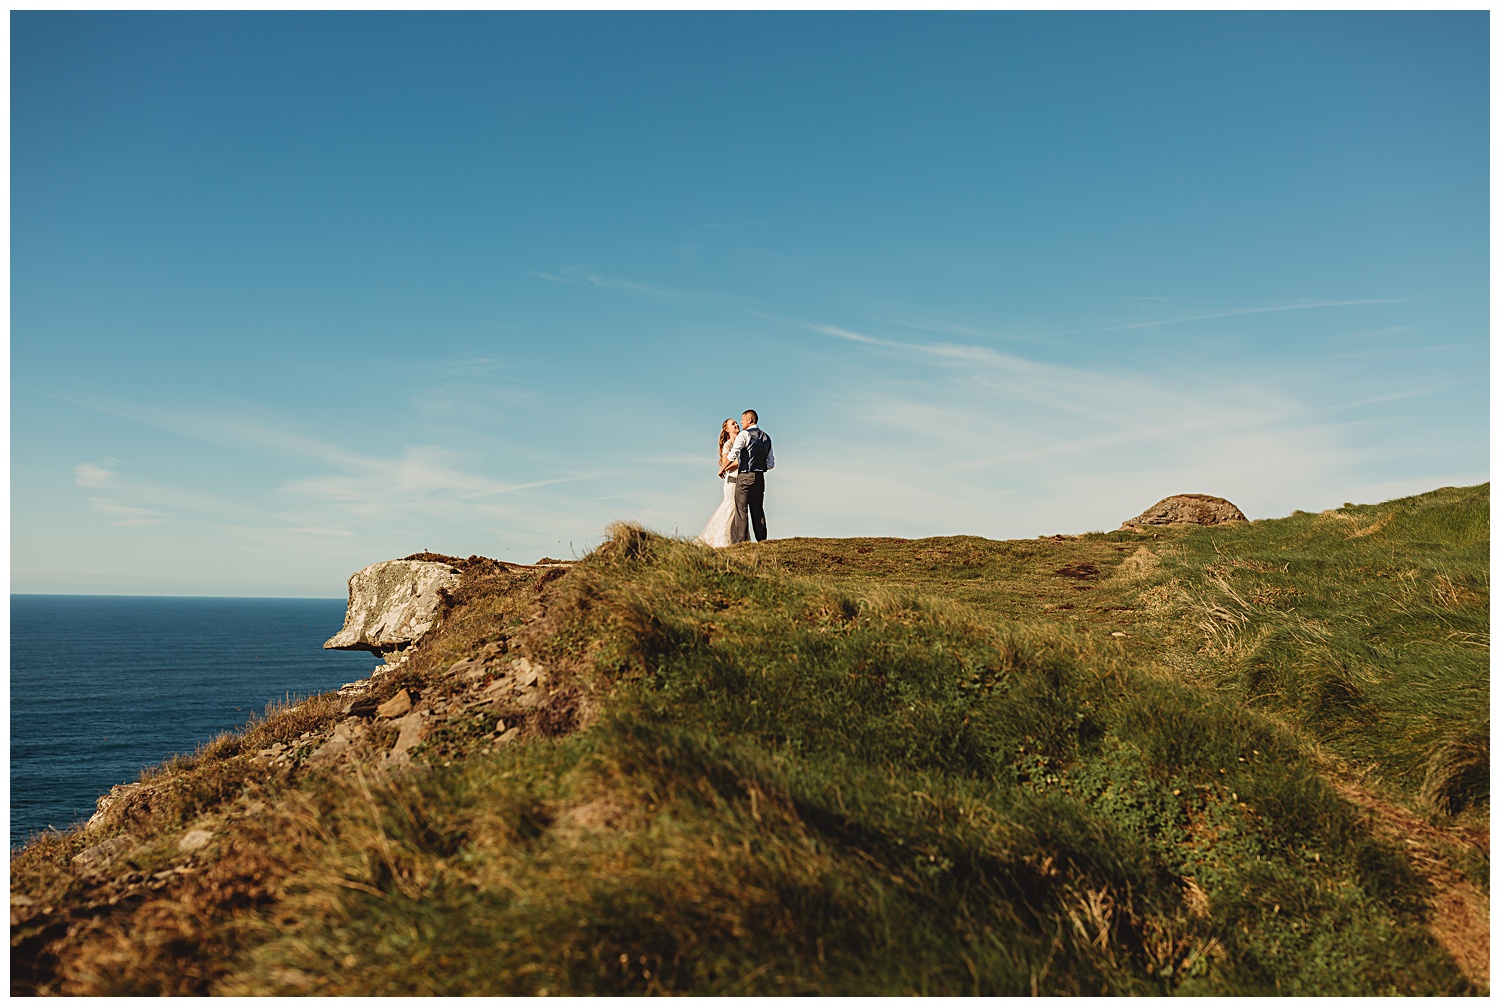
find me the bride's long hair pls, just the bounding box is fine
[717,418,738,455]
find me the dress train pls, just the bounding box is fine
[698,474,738,547]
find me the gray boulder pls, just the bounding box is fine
[72,835,133,871]
[324,559,461,654]
[1123,494,1247,530]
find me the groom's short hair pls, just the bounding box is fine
[742,409,758,424]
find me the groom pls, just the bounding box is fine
[718,408,774,543]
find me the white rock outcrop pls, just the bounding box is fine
[324,559,462,654]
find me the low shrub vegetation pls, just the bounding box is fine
[11,486,1487,994]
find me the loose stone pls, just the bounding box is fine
[72,836,134,870]
[177,829,214,854]
[386,711,425,765]
[377,689,413,718]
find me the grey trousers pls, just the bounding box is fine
[732,471,767,542]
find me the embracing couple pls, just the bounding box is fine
[698,409,774,548]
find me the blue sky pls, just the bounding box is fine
[11,12,1489,596]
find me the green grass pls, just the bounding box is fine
[1132,484,1489,816]
[10,486,1487,995]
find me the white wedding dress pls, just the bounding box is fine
[698,469,738,548]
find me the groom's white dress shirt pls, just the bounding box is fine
[725,425,775,470]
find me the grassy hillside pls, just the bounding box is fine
[11,485,1488,995]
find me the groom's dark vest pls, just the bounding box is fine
[739,428,772,474]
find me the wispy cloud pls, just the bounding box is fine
[89,498,167,527]
[271,435,593,502]
[806,323,887,346]
[771,314,1122,424]
[72,456,239,524]
[1341,325,1414,340]
[880,315,1038,345]
[44,278,1469,586]
[805,298,1409,353]
[1314,385,1457,414]
[63,395,615,558]
[792,374,1352,535]
[756,306,1462,536]
[528,268,701,302]
[777,314,1024,361]
[74,462,115,488]
[429,354,521,377]
[68,398,393,472]
[764,314,1035,366]
[1091,298,1409,333]
[1334,343,1483,361]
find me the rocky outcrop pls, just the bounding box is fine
[87,782,142,831]
[302,648,548,770]
[324,559,462,654]
[1122,494,1247,530]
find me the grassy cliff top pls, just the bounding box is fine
[11,484,1489,995]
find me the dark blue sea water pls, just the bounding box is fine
[11,595,378,846]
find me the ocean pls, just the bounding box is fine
[10,595,378,846]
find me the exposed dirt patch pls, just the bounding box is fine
[550,794,633,844]
[1249,585,1302,606]
[1348,512,1397,539]
[1333,779,1489,991]
[1112,546,1161,582]
[1054,563,1102,581]
[533,684,584,737]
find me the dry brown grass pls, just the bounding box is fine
[11,489,1488,995]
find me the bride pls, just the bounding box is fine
[698,418,741,547]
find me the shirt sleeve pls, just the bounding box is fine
[766,441,775,470]
[725,431,748,463]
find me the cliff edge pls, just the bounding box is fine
[323,559,461,655]
[10,485,1489,996]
